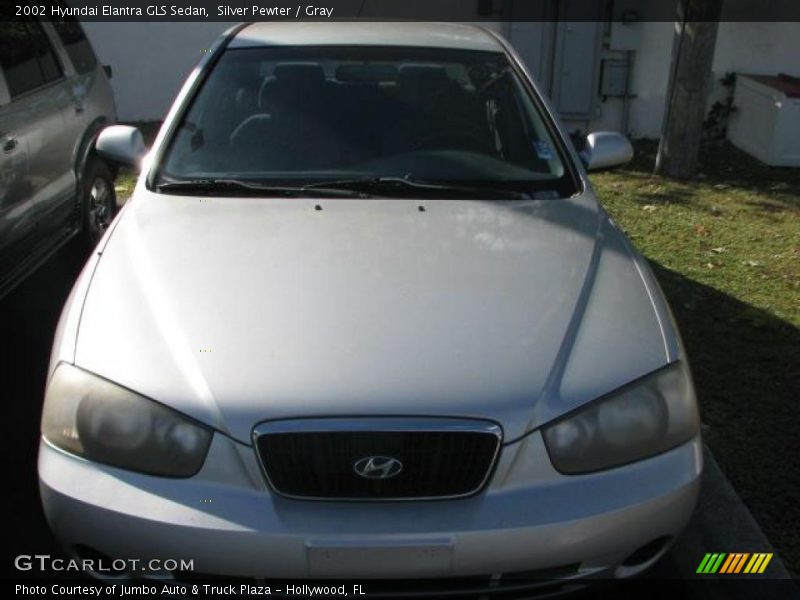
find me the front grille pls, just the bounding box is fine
[253,418,502,500]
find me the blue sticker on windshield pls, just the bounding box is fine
[533,140,553,160]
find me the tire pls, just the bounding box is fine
[82,157,117,249]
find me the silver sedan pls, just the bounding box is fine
[38,23,701,590]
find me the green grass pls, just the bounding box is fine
[114,169,137,201]
[593,147,798,327]
[592,140,799,576]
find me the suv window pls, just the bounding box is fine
[0,20,62,99]
[51,18,97,75]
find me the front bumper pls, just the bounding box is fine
[39,431,702,581]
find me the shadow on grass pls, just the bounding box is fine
[650,261,799,575]
[626,140,800,209]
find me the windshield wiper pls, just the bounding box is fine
[157,177,539,200]
[156,179,371,198]
[303,176,533,199]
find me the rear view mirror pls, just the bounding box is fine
[96,125,147,170]
[580,132,634,172]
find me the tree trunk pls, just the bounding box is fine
[655,0,723,179]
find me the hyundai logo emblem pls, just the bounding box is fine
[353,456,403,480]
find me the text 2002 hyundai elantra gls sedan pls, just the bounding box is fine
[38,23,702,591]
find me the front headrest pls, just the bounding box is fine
[398,65,451,88]
[273,63,326,86]
[335,64,398,83]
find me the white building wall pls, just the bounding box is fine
[714,22,799,76]
[625,21,674,137]
[83,21,800,137]
[595,21,800,138]
[82,22,231,121]
[83,21,505,122]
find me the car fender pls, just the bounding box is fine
[48,198,130,381]
[75,116,113,185]
[70,117,112,224]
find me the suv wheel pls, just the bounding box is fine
[82,157,117,248]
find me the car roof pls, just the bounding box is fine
[230,22,506,53]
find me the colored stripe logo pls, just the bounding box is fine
[697,553,773,574]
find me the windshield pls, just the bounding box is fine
[155,46,577,197]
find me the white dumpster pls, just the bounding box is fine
[727,74,800,167]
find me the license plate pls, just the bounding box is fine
[306,538,454,577]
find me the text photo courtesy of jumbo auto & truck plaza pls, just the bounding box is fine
[16,583,365,597]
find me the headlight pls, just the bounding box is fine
[42,364,212,477]
[543,362,699,474]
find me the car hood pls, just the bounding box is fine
[75,191,670,444]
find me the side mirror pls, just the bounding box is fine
[580,131,633,172]
[95,125,147,170]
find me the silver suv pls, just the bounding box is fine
[0,11,117,297]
